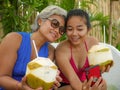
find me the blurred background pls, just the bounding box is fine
[0,0,120,50]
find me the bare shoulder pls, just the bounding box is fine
[55,40,70,65]
[3,32,21,39]
[85,36,99,49]
[0,32,22,49]
[1,32,22,41]
[56,40,69,52]
[55,40,70,58]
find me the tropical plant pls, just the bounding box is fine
[0,0,119,48]
[90,12,110,43]
[0,0,48,37]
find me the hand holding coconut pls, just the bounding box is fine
[16,68,62,90]
[17,76,43,90]
[24,41,62,90]
[25,57,59,90]
[88,44,114,73]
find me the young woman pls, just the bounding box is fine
[0,5,67,90]
[55,9,110,90]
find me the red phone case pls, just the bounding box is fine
[85,65,101,86]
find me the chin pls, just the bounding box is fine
[48,38,56,42]
[71,42,80,45]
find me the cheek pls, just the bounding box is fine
[56,35,61,40]
[78,31,87,37]
[66,31,72,36]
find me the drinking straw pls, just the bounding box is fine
[103,25,106,44]
[32,40,39,58]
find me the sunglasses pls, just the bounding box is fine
[44,18,65,35]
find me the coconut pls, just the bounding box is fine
[26,57,58,90]
[88,45,113,70]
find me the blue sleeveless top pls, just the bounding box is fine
[0,32,49,90]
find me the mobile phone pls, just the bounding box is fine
[85,65,101,86]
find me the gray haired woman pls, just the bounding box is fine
[0,5,67,90]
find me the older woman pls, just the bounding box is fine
[0,5,67,90]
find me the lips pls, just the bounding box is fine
[71,37,80,42]
[50,30,57,39]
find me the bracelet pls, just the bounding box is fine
[16,81,20,90]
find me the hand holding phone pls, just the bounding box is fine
[85,65,101,86]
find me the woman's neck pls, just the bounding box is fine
[68,39,85,48]
[31,31,47,48]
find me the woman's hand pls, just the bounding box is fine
[101,65,111,73]
[19,76,43,90]
[19,70,62,90]
[82,77,107,90]
[52,70,62,90]
[99,79,107,90]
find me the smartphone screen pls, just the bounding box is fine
[85,65,101,86]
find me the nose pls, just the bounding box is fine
[72,30,78,35]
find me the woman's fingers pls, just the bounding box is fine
[54,77,61,87]
[101,66,106,73]
[93,77,102,87]
[21,76,26,85]
[105,65,111,72]
[21,71,62,90]
[101,65,111,73]
[82,78,94,90]
[54,70,62,87]
[87,77,94,87]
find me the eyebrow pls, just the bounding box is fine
[67,25,83,27]
[77,25,83,27]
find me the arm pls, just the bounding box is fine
[0,32,45,90]
[55,42,82,90]
[0,32,22,89]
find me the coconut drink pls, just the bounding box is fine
[88,44,113,70]
[26,57,58,90]
[25,40,58,90]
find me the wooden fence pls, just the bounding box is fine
[0,0,120,46]
[89,0,120,46]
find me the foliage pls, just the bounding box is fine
[78,0,97,10]
[90,12,110,43]
[0,0,48,37]
[0,0,119,46]
[116,42,120,51]
[56,34,67,42]
[59,0,75,11]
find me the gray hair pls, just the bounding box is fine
[31,5,67,32]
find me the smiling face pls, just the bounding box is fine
[66,16,89,45]
[38,15,65,42]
